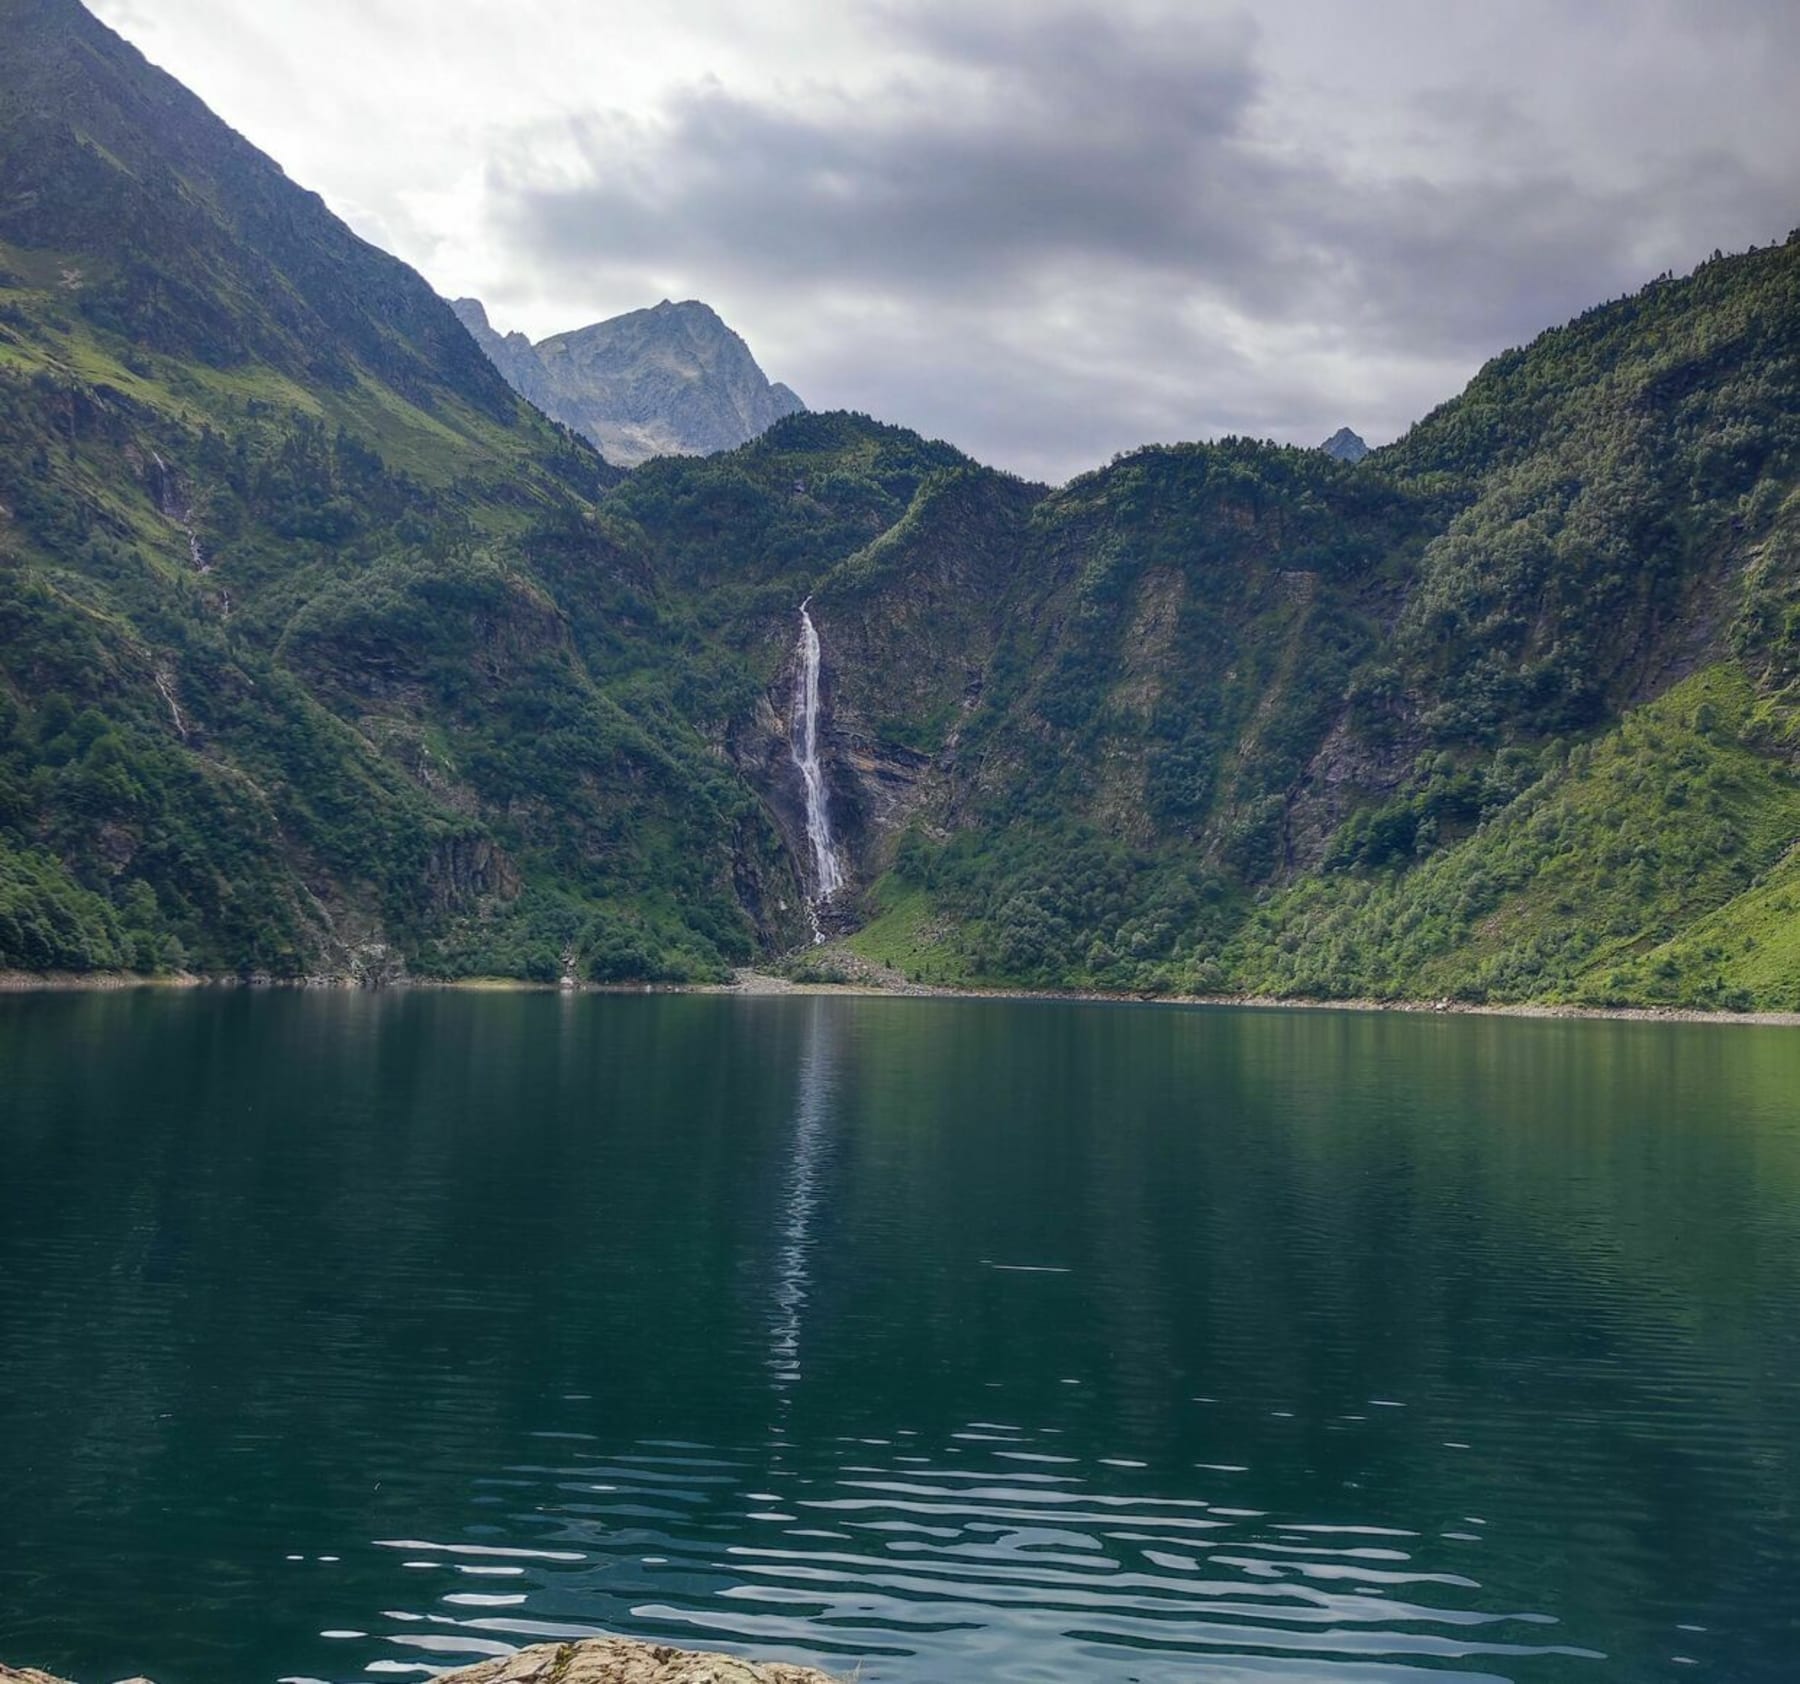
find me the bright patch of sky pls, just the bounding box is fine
[93,0,1800,480]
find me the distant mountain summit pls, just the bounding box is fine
[450,299,559,416]
[452,297,804,467]
[1319,427,1371,463]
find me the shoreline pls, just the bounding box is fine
[4,966,1798,1026]
[721,972,1800,1027]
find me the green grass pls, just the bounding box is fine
[1235,666,1800,1007]
[1603,847,1800,1010]
[843,878,978,986]
[0,260,566,505]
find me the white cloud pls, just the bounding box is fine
[90,0,1800,481]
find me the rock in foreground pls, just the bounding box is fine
[1,1672,152,1684]
[2,1641,838,1684]
[438,1640,837,1684]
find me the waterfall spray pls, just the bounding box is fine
[792,598,844,916]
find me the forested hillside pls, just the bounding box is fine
[0,0,801,982]
[831,239,1800,1007]
[2,0,1797,1008]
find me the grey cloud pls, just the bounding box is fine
[474,1,1796,477]
[490,12,1282,299]
[705,274,1467,486]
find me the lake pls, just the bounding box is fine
[3,991,1799,1683]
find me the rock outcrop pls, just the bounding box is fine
[1,1639,839,1684]
[1,1671,151,1684]
[450,298,561,415]
[440,1638,837,1684]
[452,297,804,467]
[1318,425,1370,463]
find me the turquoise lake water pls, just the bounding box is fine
[3,991,1799,1682]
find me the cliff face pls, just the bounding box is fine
[450,297,561,415]
[1320,427,1370,462]
[451,296,805,466]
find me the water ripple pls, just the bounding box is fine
[340,1429,1606,1682]
[10,993,1798,1683]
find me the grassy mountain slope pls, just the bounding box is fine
[0,0,507,411]
[1233,666,1800,1007]
[0,0,803,981]
[2,0,1796,1009]
[823,241,1800,1006]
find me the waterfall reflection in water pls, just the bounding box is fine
[768,1000,835,1388]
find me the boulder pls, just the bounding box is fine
[2,1641,838,1684]
[437,1639,838,1684]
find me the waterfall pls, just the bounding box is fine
[791,598,845,910]
[151,452,209,573]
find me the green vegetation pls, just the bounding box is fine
[841,877,977,989]
[0,0,785,982]
[2,0,1797,1009]
[1618,848,1800,1010]
[1232,668,1800,1007]
[829,245,1800,1011]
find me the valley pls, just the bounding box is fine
[1,0,1797,1012]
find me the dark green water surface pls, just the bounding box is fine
[3,992,1799,1683]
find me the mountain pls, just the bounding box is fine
[3,0,1798,1011]
[0,0,799,983]
[451,296,805,467]
[449,298,560,416]
[823,239,1800,1008]
[1319,426,1370,462]
[0,0,512,415]
[591,241,1800,1010]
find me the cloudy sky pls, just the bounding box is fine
[93,0,1800,481]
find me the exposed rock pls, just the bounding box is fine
[1286,706,1419,870]
[841,732,933,841]
[0,1642,839,1684]
[449,297,561,415]
[425,835,523,913]
[438,1638,837,1684]
[1319,426,1370,463]
[452,297,803,467]
[1,1671,156,1684]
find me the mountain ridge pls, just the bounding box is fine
[0,0,516,416]
[451,294,805,467]
[2,0,1797,1011]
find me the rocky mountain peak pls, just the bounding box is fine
[1320,426,1371,463]
[452,295,805,467]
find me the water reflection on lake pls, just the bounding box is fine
[3,991,1798,1682]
